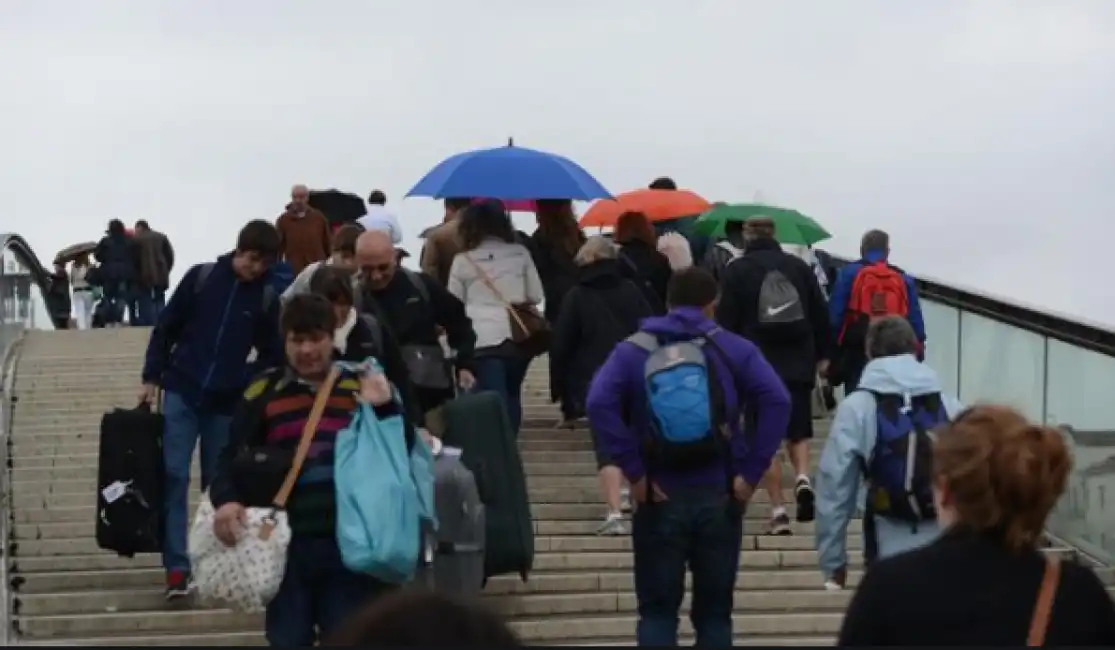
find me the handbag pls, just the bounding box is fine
[401,344,453,390]
[463,254,550,357]
[189,367,340,613]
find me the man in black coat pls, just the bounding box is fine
[715,217,830,535]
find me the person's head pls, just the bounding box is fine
[932,404,1072,552]
[865,316,920,359]
[134,219,150,233]
[331,224,363,271]
[280,293,337,379]
[742,216,775,243]
[354,230,398,290]
[458,200,515,251]
[53,260,65,274]
[665,267,719,318]
[614,211,656,247]
[724,220,745,242]
[860,229,890,259]
[107,219,126,237]
[308,264,356,327]
[290,184,310,210]
[648,177,677,190]
[535,199,584,256]
[367,190,387,206]
[233,219,281,281]
[443,197,472,222]
[573,235,618,267]
[324,588,520,647]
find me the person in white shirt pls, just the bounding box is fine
[357,190,403,245]
[70,253,95,329]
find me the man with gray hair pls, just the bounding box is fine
[815,315,963,591]
[828,229,926,391]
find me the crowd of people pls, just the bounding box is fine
[65,179,1115,646]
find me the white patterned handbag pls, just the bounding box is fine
[188,368,340,613]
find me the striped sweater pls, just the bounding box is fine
[209,366,405,538]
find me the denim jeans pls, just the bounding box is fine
[101,281,130,325]
[132,287,157,326]
[265,536,393,647]
[632,487,744,647]
[473,355,529,435]
[153,288,167,320]
[161,391,232,573]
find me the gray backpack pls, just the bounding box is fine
[756,263,805,327]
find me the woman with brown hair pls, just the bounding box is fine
[529,199,585,322]
[613,211,671,314]
[838,404,1115,646]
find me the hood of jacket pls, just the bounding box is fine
[857,354,944,396]
[576,259,624,289]
[637,305,717,340]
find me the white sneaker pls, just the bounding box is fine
[596,513,629,536]
[619,487,632,513]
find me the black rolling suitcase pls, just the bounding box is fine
[441,390,534,582]
[96,401,166,557]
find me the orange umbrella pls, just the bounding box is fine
[579,189,711,228]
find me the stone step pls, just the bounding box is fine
[9,531,861,557]
[9,411,565,431]
[14,585,853,617]
[13,517,860,542]
[13,566,862,596]
[14,609,843,641]
[12,547,848,575]
[10,500,809,525]
[18,631,833,647]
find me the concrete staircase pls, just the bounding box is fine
[7,328,854,645]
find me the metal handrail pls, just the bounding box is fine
[0,328,27,646]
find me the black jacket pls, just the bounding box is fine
[701,235,745,284]
[361,269,476,374]
[714,237,829,386]
[617,240,671,315]
[336,308,422,428]
[549,259,654,417]
[839,528,1115,646]
[94,233,138,284]
[528,230,583,323]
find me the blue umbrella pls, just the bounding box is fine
[406,140,612,202]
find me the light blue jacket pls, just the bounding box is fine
[815,354,964,577]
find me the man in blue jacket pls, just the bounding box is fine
[828,229,926,391]
[586,267,791,647]
[138,219,284,600]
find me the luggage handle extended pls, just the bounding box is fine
[259,366,340,540]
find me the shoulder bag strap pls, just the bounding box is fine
[270,365,341,509]
[1027,555,1061,646]
[461,254,528,333]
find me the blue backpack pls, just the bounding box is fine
[627,330,729,470]
[864,391,950,525]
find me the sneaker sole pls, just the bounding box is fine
[796,486,816,523]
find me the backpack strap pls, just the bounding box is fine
[401,269,431,304]
[716,241,743,257]
[626,331,660,353]
[193,262,215,295]
[359,313,385,359]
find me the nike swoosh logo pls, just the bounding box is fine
[767,301,797,316]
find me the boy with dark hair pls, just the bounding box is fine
[586,267,792,647]
[208,293,410,647]
[139,219,284,600]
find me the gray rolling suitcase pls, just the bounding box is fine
[418,447,486,596]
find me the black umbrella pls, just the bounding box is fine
[308,189,366,226]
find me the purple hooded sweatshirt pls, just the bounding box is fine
[585,306,792,491]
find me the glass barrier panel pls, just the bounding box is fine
[1044,339,1115,563]
[921,300,961,398]
[957,311,1046,422]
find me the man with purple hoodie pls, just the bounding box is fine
[586,267,791,647]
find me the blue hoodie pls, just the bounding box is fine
[585,306,792,491]
[829,251,926,343]
[815,354,964,577]
[141,254,283,414]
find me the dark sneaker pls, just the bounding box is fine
[165,569,191,601]
[796,478,816,523]
[768,512,792,535]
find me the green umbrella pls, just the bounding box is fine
[694,203,831,245]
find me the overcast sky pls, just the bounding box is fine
[2,0,1114,327]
